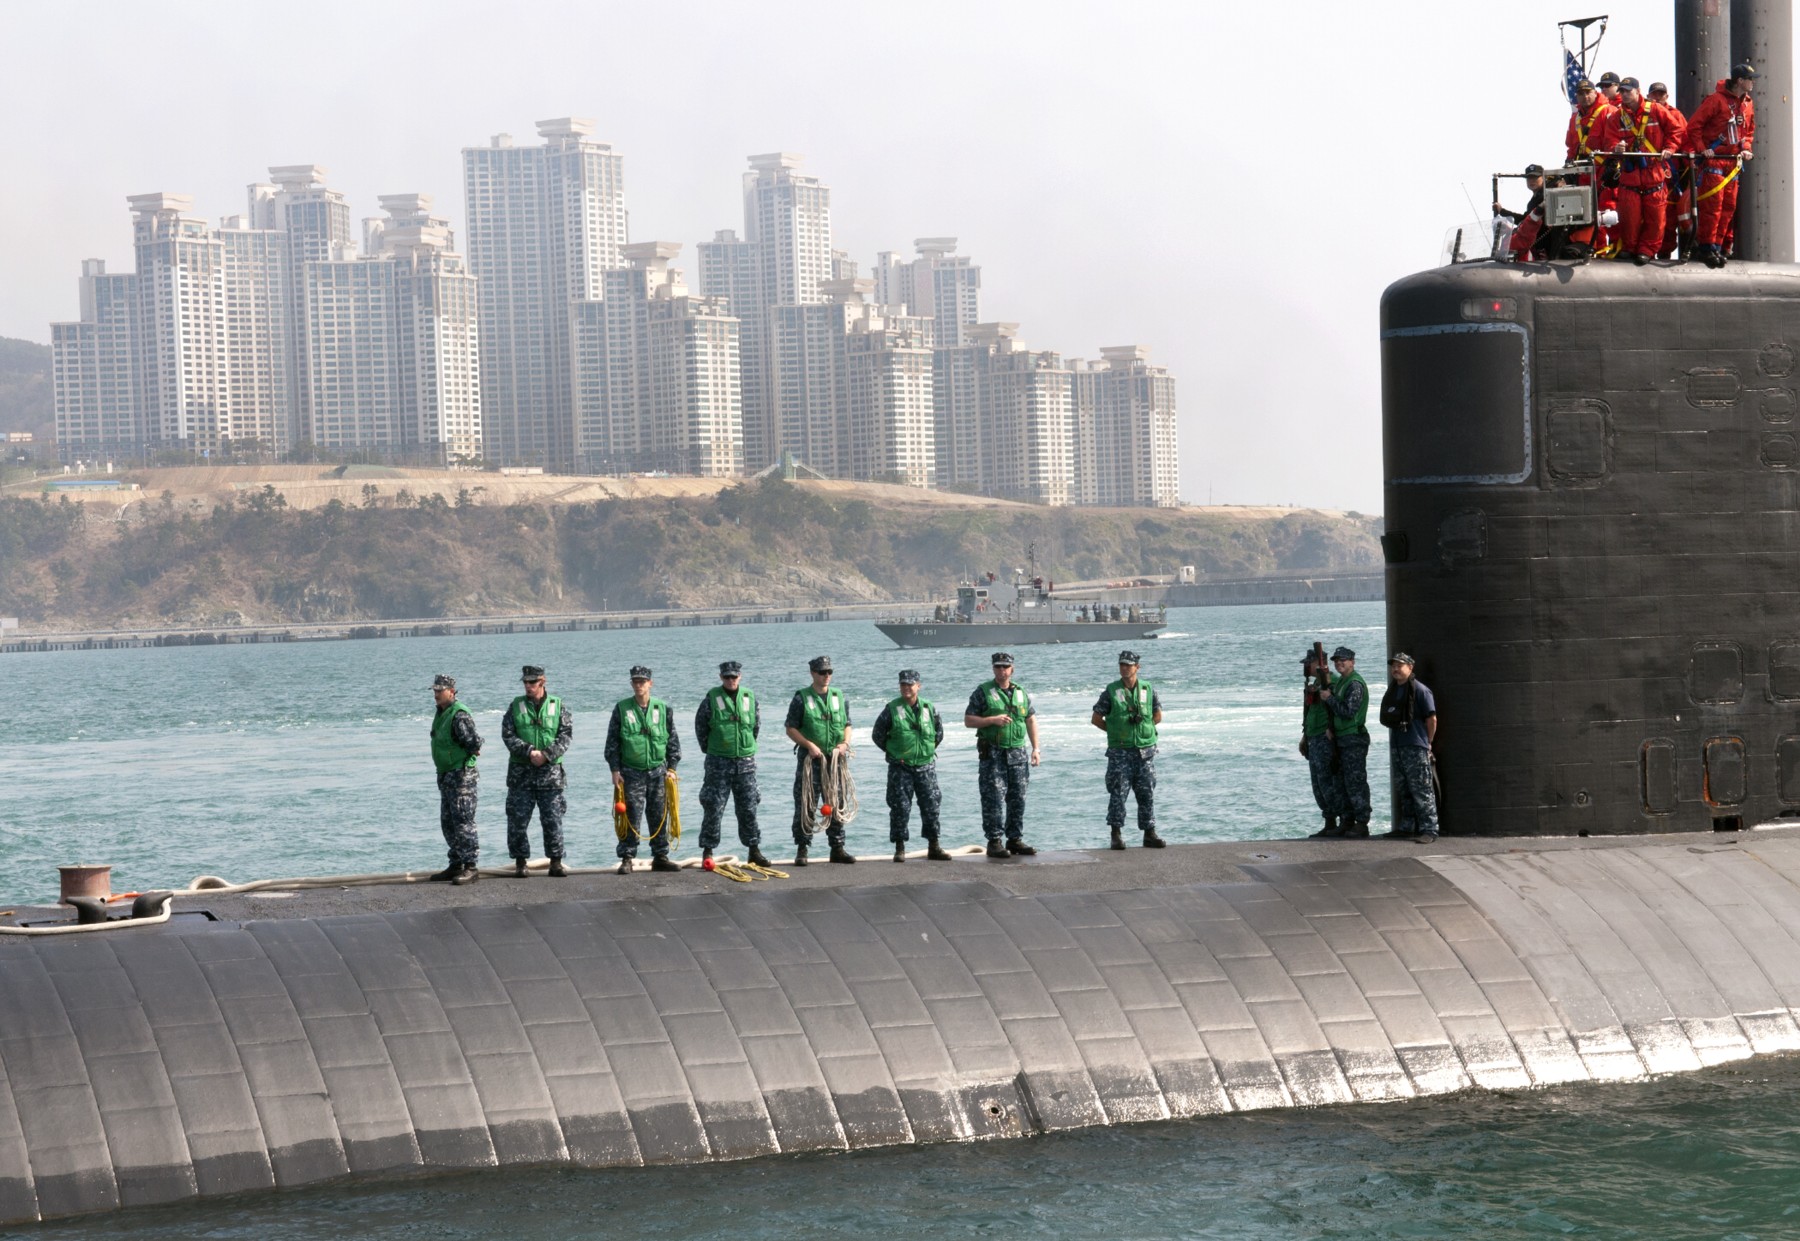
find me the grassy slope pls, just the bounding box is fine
[0,480,1381,629]
[0,337,52,438]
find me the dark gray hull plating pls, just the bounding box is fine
[6,834,1800,1224]
[1382,260,1800,835]
[875,620,1164,648]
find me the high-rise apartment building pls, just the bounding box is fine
[766,279,934,486]
[570,242,741,476]
[934,323,1073,505]
[247,167,353,453]
[463,118,628,467]
[304,195,481,462]
[51,259,139,459]
[873,238,981,348]
[1072,346,1180,507]
[699,153,832,472]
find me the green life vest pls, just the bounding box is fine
[977,680,1030,749]
[704,685,758,758]
[1303,697,1331,737]
[884,697,938,766]
[431,701,476,773]
[796,686,848,750]
[1330,670,1370,736]
[1102,678,1158,749]
[508,694,564,765]
[616,697,671,770]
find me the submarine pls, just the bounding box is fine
[5,0,1800,1228]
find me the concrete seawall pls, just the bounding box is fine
[2,833,1798,1223]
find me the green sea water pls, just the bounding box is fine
[0,602,1388,904]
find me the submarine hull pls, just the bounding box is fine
[1381,260,1800,835]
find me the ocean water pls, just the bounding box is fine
[0,602,1389,904]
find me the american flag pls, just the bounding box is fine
[1562,48,1586,104]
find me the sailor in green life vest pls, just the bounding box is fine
[870,669,950,864]
[1089,650,1166,850]
[784,655,855,866]
[1300,646,1344,838]
[964,652,1040,859]
[604,666,683,874]
[694,660,771,869]
[501,664,573,877]
[1314,646,1372,838]
[427,673,484,885]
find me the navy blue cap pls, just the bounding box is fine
[719,660,743,676]
[898,669,921,685]
[430,673,456,691]
[1117,650,1140,665]
[629,665,652,681]
[990,652,1014,667]
[808,655,833,674]
[521,665,545,681]
[1332,646,1356,661]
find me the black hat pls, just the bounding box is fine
[1389,652,1415,667]
[521,665,545,682]
[1649,81,1669,95]
[430,673,456,692]
[629,665,653,681]
[1575,77,1595,91]
[898,669,921,685]
[1117,650,1140,665]
[991,652,1014,667]
[1331,646,1356,661]
[719,660,743,676]
[1619,75,1641,91]
[808,655,833,674]
[1598,71,1620,86]
[1733,62,1759,80]
[1524,163,1545,176]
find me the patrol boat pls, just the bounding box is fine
[875,561,1166,649]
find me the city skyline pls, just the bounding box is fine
[47,131,1179,506]
[2,0,1710,509]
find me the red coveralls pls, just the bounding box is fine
[1657,105,1691,257]
[1597,99,1686,257]
[1566,96,1617,249]
[1684,81,1756,253]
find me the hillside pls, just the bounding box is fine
[0,479,1382,630]
[0,337,52,440]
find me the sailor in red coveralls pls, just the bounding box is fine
[1683,64,1757,267]
[1597,76,1686,264]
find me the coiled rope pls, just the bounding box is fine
[797,749,859,836]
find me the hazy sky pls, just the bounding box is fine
[0,0,1767,509]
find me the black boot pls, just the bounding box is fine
[512,859,529,878]
[428,863,460,882]
[747,848,772,868]
[1310,817,1342,839]
[893,844,906,863]
[927,841,952,861]
[792,842,809,867]
[1007,838,1036,856]
[1341,820,1370,838]
[650,855,681,873]
[547,858,567,877]
[616,858,634,875]
[1142,829,1166,849]
[986,839,1009,859]
[451,864,480,885]
[829,845,856,864]
[1110,828,1126,851]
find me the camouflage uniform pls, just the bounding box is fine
[699,757,761,851]
[1391,747,1440,837]
[976,746,1031,842]
[884,763,943,844]
[695,687,761,852]
[502,696,572,862]
[438,769,480,868]
[616,768,672,859]
[1103,747,1158,833]
[1332,736,1373,826]
[1304,736,1342,824]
